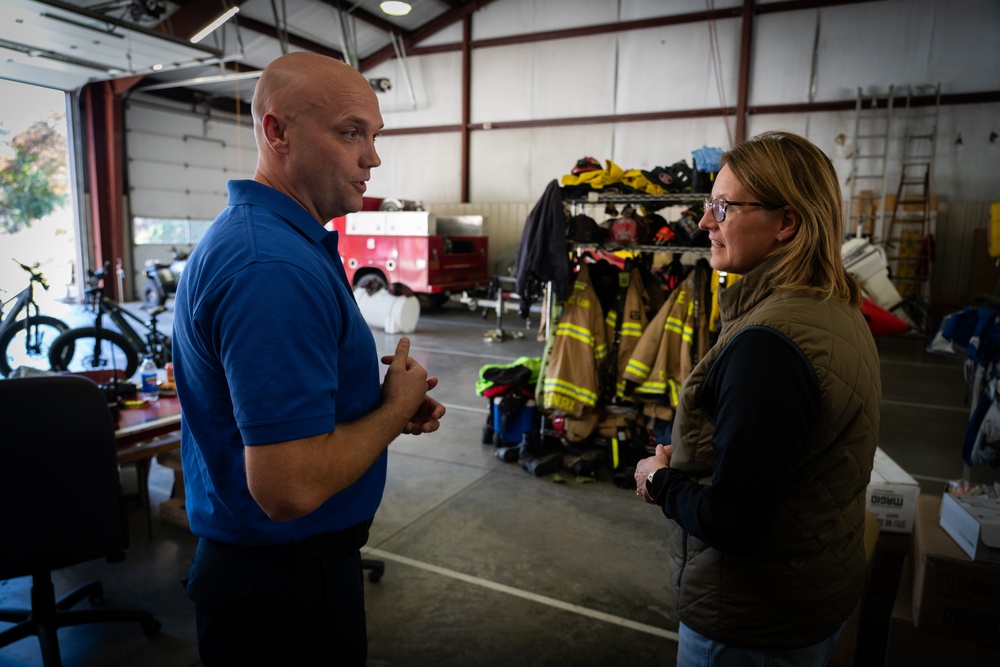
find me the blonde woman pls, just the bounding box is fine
[635,131,880,666]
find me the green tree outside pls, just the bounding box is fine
[0,118,68,234]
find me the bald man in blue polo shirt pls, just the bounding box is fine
[172,52,445,666]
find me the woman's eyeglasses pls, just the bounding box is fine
[703,197,769,223]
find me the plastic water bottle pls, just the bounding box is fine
[139,355,159,402]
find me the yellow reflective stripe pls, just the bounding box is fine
[594,344,608,360]
[559,329,595,346]
[542,378,599,405]
[635,381,667,393]
[556,322,595,346]
[664,316,684,335]
[665,316,695,343]
[669,379,680,406]
[556,322,592,338]
[625,359,651,379]
[621,322,644,337]
[611,436,620,469]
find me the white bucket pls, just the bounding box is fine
[841,238,904,311]
[354,287,421,334]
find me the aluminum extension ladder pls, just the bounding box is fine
[884,84,941,309]
[846,86,894,241]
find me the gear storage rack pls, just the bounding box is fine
[563,191,711,209]
[563,191,713,260]
[526,190,716,474]
[545,190,715,395]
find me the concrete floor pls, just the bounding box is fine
[0,300,992,667]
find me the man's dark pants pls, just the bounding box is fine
[186,522,370,666]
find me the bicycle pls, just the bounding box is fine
[47,262,172,378]
[0,259,72,377]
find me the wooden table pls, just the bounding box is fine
[114,395,182,537]
[115,395,181,450]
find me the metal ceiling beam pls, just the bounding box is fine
[154,0,250,40]
[32,0,220,54]
[320,0,412,36]
[238,14,345,60]
[161,0,364,62]
[370,91,997,136]
[360,0,498,72]
[141,0,492,112]
[156,0,346,73]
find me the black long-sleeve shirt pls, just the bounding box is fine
[651,326,821,554]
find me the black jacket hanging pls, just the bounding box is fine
[515,179,570,312]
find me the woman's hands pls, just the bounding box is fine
[634,444,672,504]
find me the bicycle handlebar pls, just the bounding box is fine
[84,262,113,291]
[12,258,50,291]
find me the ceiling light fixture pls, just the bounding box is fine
[190,7,240,44]
[379,2,412,17]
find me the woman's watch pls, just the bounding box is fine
[645,467,667,496]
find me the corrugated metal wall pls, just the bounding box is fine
[934,201,996,309]
[121,0,1000,308]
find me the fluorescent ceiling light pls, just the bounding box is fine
[190,7,240,44]
[379,1,412,17]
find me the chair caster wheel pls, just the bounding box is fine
[363,558,385,583]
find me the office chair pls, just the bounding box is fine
[0,375,161,666]
[362,557,385,583]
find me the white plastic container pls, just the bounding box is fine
[841,238,904,310]
[353,287,421,334]
[385,211,436,236]
[345,211,386,235]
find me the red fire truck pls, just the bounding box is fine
[329,201,490,308]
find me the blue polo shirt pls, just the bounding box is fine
[173,179,385,545]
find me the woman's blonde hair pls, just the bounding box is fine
[722,130,862,307]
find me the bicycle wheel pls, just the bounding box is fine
[0,315,71,377]
[48,327,141,378]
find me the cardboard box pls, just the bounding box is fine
[885,556,1000,666]
[940,492,1000,564]
[866,447,920,533]
[911,495,1000,647]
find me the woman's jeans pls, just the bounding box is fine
[676,622,845,667]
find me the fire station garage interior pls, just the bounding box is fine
[1,1,999,666]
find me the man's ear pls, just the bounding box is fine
[260,112,289,155]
